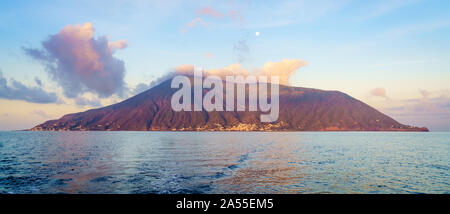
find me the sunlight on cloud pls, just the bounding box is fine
[24,22,128,99]
[370,87,387,98]
[132,58,307,92]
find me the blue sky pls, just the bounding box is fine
[0,0,450,130]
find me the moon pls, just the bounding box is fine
[255,31,260,36]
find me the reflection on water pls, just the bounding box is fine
[0,131,448,194]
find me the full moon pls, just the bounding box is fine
[255,31,260,36]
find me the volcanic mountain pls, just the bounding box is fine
[30,78,428,131]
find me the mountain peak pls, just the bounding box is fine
[30,78,428,132]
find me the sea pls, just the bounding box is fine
[0,131,448,194]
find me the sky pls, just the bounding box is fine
[0,0,450,131]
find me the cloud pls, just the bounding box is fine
[195,6,244,22]
[134,59,307,93]
[181,5,245,33]
[180,17,209,33]
[108,39,128,50]
[257,59,308,85]
[386,90,450,114]
[183,5,248,63]
[196,6,223,19]
[74,96,102,107]
[24,22,128,99]
[370,87,387,98]
[0,71,59,104]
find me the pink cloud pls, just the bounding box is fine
[24,23,128,98]
[181,6,245,34]
[180,17,209,33]
[196,6,223,19]
[370,88,387,98]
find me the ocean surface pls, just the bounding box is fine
[0,131,448,194]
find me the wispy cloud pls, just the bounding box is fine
[134,58,307,91]
[0,71,59,104]
[179,17,209,33]
[196,6,223,19]
[180,5,245,33]
[74,96,102,107]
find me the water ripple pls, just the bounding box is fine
[0,131,448,194]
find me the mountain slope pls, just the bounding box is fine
[30,78,428,131]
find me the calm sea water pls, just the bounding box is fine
[0,131,448,194]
